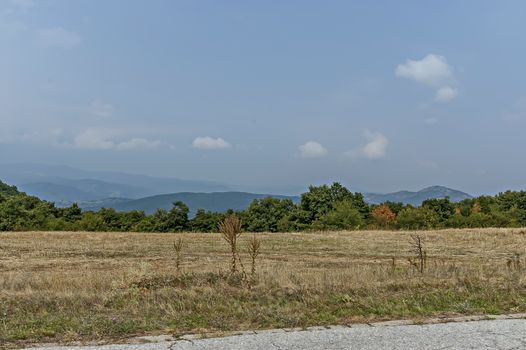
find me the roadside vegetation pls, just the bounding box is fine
[1,228,525,346]
[1,181,526,232]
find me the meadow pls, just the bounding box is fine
[1,228,526,347]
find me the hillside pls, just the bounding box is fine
[18,179,148,204]
[0,181,20,196]
[112,192,300,215]
[78,186,472,213]
[364,186,472,206]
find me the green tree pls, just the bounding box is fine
[0,181,20,196]
[75,212,106,231]
[382,201,406,215]
[61,203,82,222]
[299,182,369,223]
[190,209,225,232]
[166,201,189,231]
[396,207,439,230]
[243,197,295,232]
[313,199,364,230]
[422,197,455,223]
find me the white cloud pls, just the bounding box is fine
[192,136,231,150]
[71,129,160,151]
[347,131,388,159]
[91,99,114,117]
[72,129,114,150]
[435,86,458,102]
[0,128,162,151]
[395,54,453,87]
[115,138,161,151]
[298,141,328,158]
[362,131,388,159]
[36,27,82,48]
[396,54,459,103]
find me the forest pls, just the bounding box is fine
[1,180,525,232]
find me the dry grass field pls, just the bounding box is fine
[1,229,526,347]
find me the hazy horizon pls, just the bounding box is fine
[0,161,487,196]
[2,1,525,195]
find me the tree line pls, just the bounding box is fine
[1,180,525,232]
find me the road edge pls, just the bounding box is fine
[24,313,526,349]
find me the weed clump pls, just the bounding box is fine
[219,215,243,274]
[218,215,262,288]
[173,238,184,274]
[409,234,427,274]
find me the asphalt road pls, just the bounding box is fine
[25,318,526,350]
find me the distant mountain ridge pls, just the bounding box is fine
[0,163,473,212]
[364,186,472,206]
[0,163,230,203]
[107,192,300,215]
[82,186,472,215]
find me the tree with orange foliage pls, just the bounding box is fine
[472,201,482,214]
[372,204,396,229]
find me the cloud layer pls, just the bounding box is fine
[192,136,231,150]
[72,129,160,151]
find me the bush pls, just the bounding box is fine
[243,197,294,232]
[313,199,365,230]
[371,204,396,229]
[396,207,439,230]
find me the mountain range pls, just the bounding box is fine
[363,186,472,206]
[0,163,229,204]
[111,192,299,215]
[0,163,473,213]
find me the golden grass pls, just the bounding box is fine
[1,228,526,346]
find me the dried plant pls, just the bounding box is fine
[173,238,184,273]
[219,215,243,274]
[248,235,261,287]
[390,257,396,274]
[409,234,427,274]
[506,253,523,272]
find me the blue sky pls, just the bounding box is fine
[1,0,525,194]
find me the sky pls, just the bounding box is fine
[1,0,525,195]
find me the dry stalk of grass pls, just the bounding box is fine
[247,235,262,287]
[506,252,524,272]
[218,215,243,274]
[409,234,427,274]
[173,238,184,273]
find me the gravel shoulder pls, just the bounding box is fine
[24,314,526,350]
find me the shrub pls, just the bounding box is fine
[371,204,396,229]
[313,199,365,230]
[396,207,439,230]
